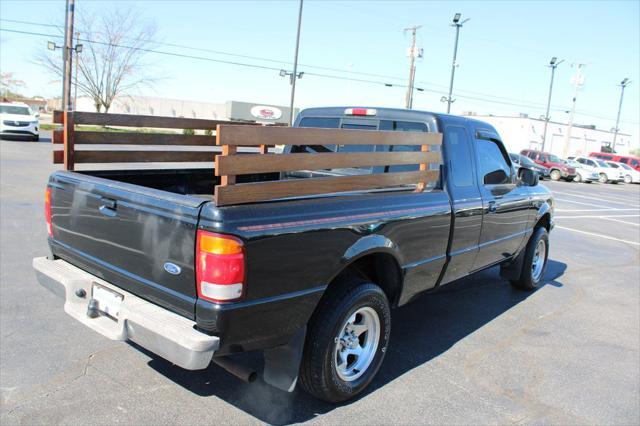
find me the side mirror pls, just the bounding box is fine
[518,167,539,186]
[35,113,40,118]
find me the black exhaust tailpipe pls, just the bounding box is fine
[213,356,257,383]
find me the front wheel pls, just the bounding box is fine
[511,227,549,291]
[550,169,561,181]
[599,173,608,183]
[625,175,632,184]
[574,173,582,183]
[299,279,391,403]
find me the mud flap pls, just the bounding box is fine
[500,248,526,282]
[263,326,306,392]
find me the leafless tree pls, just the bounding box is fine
[0,72,26,98]
[35,7,159,112]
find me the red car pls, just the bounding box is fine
[589,152,640,172]
[520,149,576,181]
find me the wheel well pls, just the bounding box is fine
[329,253,402,307]
[536,213,551,231]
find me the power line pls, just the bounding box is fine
[1,25,637,126]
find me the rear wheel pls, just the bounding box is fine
[299,279,391,403]
[599,173,608,183]
[625,175,632,184]
[511,227,549,291]
[574,173,582,183]
[550,169,561,181]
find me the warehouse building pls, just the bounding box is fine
[463,113,634,156]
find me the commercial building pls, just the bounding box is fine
[463,113,634,156]
[47,96,297,125]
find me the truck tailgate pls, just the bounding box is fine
[48,171,206,320]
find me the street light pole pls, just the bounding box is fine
[62,0,75,111]
[562,63,585,158]
[446,13,469,114]
[404,25,421,110]
[612,78,631,151]
[541,57,563,152]
[288,0,303,126]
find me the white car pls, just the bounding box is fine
[564,159,599,183]
[0,102,40,141]
[607,161,640,184]
[573,156,624,184]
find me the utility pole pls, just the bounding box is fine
[73,31,80,110]
[446,13,469,114]
[288,0,304,126]
[541,57,563,152]
[62,0,75,111]
[404,25,421,109]
[562,63,585,158]
[612,78,631,151]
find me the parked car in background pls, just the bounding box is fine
[563,159,599,183]
[509,153,550,180]
[589,152,640,172]
[0,102,39,141]
[606,161,640,184]
[520,149,576,181]
[573,156,623,184]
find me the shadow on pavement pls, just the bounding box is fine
[140,260,567,424]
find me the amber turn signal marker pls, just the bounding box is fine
[199,232,243,255]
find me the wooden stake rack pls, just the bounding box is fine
[53,111,442,206]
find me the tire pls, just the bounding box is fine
[550,169,561,181]
[299,279,391,403]
[510,227,549,291]
[599,173,608,183]
[32,135,39,142]
[574,173,582,183]
[625,175,632,184]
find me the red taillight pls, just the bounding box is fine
[196,230,245,303]
[344,108,377,116]
[45,187,53,237]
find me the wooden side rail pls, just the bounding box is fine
[214,124,443,206]
[51,110,259,170]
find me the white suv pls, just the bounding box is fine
[0,102,40,141]
[607,161,640,184]
[573,156,623,184]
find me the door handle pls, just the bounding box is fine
[99,198,117,217]
[488,201,497,213]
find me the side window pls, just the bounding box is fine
[631,160,639,167]
[378,120,428,173]
[526,151,536,160]
[620,158,629,164]
[477,138,512,185]
[444,126,474,187]
[587,160,596,167]
[577,158,585,164]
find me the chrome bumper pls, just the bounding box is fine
[33,257,219,370]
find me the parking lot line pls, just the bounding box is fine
[555,208,640,212]
[555,226,640,246]
[555,214,640,219]
[599,216,640,227]
[554,198,622,208]
[552,190,640,207]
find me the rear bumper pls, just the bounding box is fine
[33,256,219,370]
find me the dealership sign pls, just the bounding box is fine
[250,105,283,120]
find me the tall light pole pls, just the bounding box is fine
[541,57,563,152]
[612,78,631,151]
[288,0,304,126]
[562,63,586,158]
[445,13,469,114]
[404,25,422,109]
[62,0,75,111]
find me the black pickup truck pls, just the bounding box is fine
[34,107,553,402]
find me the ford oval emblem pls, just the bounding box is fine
[163,262,181,275]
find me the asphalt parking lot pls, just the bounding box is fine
[1,138,638,425]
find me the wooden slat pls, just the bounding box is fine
[53,130,63,144]
[64,111,74,170]
[68,111,258,129]
[217,125,443,147]
[215,151,441,176]
[74,131,216,146]
[73,151,216,163]
[53,150,63,164]
[220,145,237,186]
[214,169,439,206]
[53,110,63,124]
